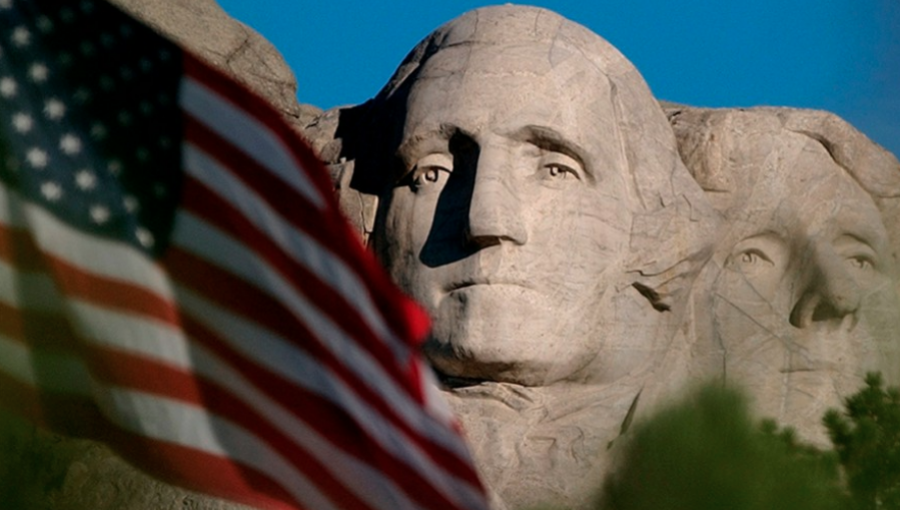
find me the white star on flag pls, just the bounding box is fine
[25,147,48,168]
[89,204,110,223]
[0,77,17,98]
[11,26,31,46]
[28,62,49,82]
[44,98,65,119]
[40,180,62,201]
[12,112,32,133]
[75,169,96,189]
[60,134,82,155]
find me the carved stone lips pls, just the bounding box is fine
[435,369,489,389]
[445,277,534,291]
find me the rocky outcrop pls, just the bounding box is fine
[109,0,321,130]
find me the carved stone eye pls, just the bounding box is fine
[547,164,570,178]
[423,167,442,183]
[740,251,761,264]
[411,166,448,190]
[733,248,774,269]
[539,152,583,183]
[846,255,874,271]
[833,235,880,279]
[410,154,453,190]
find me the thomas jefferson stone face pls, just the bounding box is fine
[374,44,636,387]
[707,131,900,436]
[717,138,891,337]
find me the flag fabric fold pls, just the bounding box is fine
[0,1,488,509]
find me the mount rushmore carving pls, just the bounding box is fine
[4,3,898,510]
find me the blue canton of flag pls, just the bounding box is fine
[0,0,181,256]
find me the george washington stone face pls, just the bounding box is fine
[369,6,714,394]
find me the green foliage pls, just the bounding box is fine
[599,384,845,510]
[824,372,900,510]
[0,412,66,510]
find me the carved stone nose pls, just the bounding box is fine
[789,248,861,328]
[465,152,528,247]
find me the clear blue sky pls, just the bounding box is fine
[217,1,900,158]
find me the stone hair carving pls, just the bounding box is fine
[669,106,900,446]
[335,6,718,508]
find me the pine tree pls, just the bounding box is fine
[824,372,900,510]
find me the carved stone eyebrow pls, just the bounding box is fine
[392,124,453,181]
[511,125,592,180]
[393,123,480,181]
[835,231,886,265]
[396,123,462,159]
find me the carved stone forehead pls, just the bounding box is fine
[426,5,631,72]
[369,5,719,287]
[670,107,900,217]
[379,5,636,101]
[376,6,695,212]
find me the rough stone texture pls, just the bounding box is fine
[0,414,257,510]
[668,106,900,447]
[109,0,321,131]
[332,6,718,508]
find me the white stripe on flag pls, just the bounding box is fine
[68,300,193,369]
[0,183,27,228]
[179,77,325,209]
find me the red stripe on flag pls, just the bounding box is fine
[181,54,337,205]
[182,115,342,257]
[38,252,179,328]
[0,370,102,437]
[79,347,380,510]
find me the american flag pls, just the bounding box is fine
[0,1,488,509]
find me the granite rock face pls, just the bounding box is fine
[109,0,321,130]
[668,106,900,447]
[1,423,253,510]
